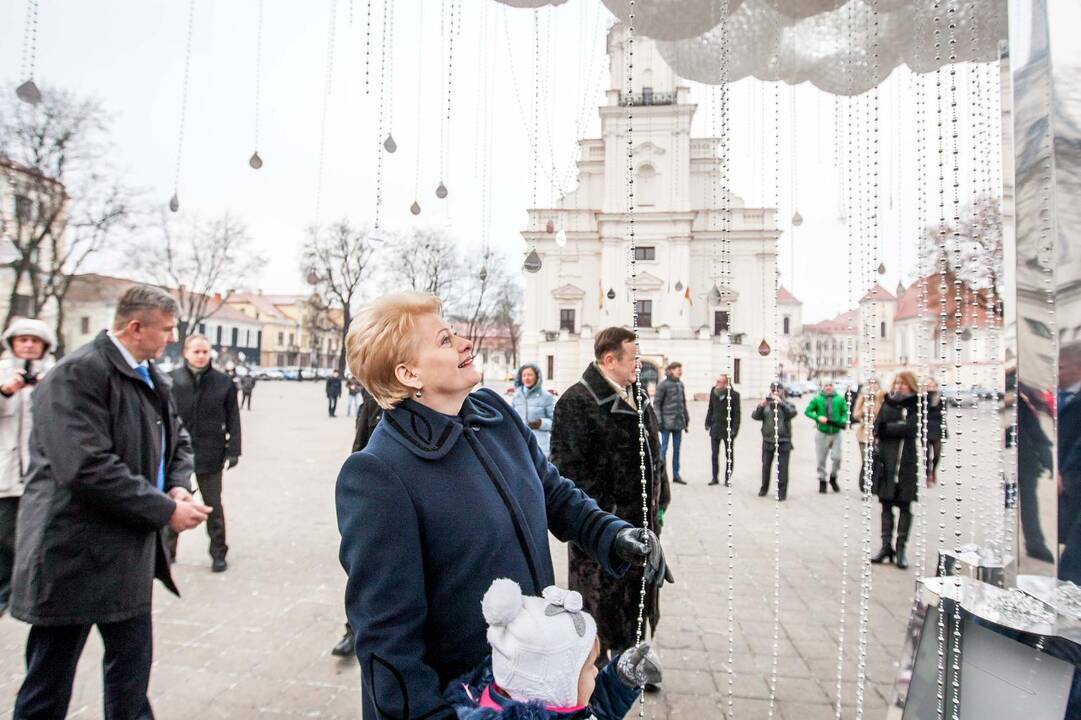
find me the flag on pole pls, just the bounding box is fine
[599,279,605,309]
[684,286,693,306]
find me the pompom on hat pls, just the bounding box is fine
[481,579,597,708]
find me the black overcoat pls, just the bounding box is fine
[872,392,920,504]
[169,364,241,474]
[549,363,670,652]
[705,386,742,438]
[12,331,194,626]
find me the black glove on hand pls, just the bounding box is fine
[616,643,663,688]
[225,456,239,469]
[613,527,675,585]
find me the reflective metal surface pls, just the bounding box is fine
[1007,0,1081,589]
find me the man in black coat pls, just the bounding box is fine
[326,369,343,417]
[704,373,741,486]
[11,285,210,719]
[550,327,671,666]
[169,334,242,572]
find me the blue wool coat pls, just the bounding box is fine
[511,363,556,456]
[443,655,639,720]
[336,388,632,720]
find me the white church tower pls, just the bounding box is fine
[520,23,781,398]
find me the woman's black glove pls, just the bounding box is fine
[613,528,675,585]
[615,643,663,688]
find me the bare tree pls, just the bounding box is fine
[491,274,523,370]
[0,86,135,349]
[302,219,375,372]
[129,212,266,344]
[384,228,461,306]
[919,194,1004,298]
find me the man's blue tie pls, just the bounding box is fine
[134,366,166,492]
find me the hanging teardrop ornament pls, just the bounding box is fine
[479,266,488,282]
[384,134,398,153]
[606,288,616,300]
[791,210,803,227]
[436,182,448,199]
[545,219,555,234]
[306,269,320,286]
[249,151,264,170]
[674,280,684,292]
[168,194,180,213]
[555,229,567,247]
[877,262,887,275]
[758,338,772,357]
[410,200,421,215]
[15,80,42,106]
[523,249,542,274]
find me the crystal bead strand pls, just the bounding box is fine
[168,0,197,213]
[249,0,265,170]
[766,82,782,720]
[313,0,338,223]
[372,0,393,237]
[915,67,930,582]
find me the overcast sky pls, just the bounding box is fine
[1,0,996,323]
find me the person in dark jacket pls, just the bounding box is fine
[704,373,741,486]
[653,361,690,484]
[345,376,362,416]
[330,384,386,659]
[550,327,672,668]
[336,295,671,720]
[11,285,210,720]
[871,371,923,569]
[168,334,242,572]
[239,372,256,410]
[924,378,947,487]
[326,369,343,416]
[751,382,797,500]
[1057,343,1081,582]
[443,578,661,720]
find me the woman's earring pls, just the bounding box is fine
[415,389,423,399]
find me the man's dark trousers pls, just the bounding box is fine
[240,391,252,410]
[166,471,226,562]
[710,436,735,484]
[761,444,791,497]
[328,397,338,416]
[14,613,153,720]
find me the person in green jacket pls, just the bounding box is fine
[804,381,849,493]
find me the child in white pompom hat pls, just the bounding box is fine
[443,578,662,719]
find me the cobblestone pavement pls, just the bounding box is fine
[0,382,1002,719]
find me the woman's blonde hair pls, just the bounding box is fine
[346,293,443,409]
[893,370,919,394]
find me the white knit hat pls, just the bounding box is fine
[481,579,598,708]
[3,318,54,353]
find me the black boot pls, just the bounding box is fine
[895,508,912,570]
[331,624,355,657]
[758,486,769,497]
[871,506,895,564]
[819,481,827,494]
[829,473,840,493]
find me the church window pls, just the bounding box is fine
[546,355,554,381]
[635,300,653,328]
[633,246,655,261]
[714,310,730,335]
[783,316,790,335]
[636,165,656,207]
[560,309,575,332]
[880,321,887,338]
[642,86,654,105]
[733,358,742,385]
[80,316,90,335]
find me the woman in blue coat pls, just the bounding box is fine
[336,294,672,720]
[511,362,556,456]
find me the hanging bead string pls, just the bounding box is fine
[19,0,39,82]
[915,67,930,583]
[855,3,881,717]
[439,0,459,199]
[252,0,264,162]
[372,0,393,234]
[479,2,493,257]
[474,0,488,180]
[946,4,964,715]
[364,0,373,94]
[413,0,425,203]
[766,79,782,720]
[169,0,197,212]
[790,84,797,292]
[531,10,540,214]
[555,2,604,195]
[313,0,338,222]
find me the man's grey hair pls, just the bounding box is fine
[113,285,179,330]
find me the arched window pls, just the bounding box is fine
[783,315,791,335]
[637,164,656,207]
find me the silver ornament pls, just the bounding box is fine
[168,194,180,213]
[15,80,42,105]
[249,151,264,170]
[410,201,421,215]
[523,249,542,273]
[436,182,448,199]
[384,134,397,153]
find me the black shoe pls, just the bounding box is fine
[672,476,687,485]
[758,487,769,497]
[819,481,828,494]
[1027,544,1055,563]
[331,626,355,657]
[870,545,894,564]
[724,479,731,487]
[895,546,909,570]
[829,474,840,493]
[708,479,720,486]
[778,494,787,502]
[0,600,8,618]
[644,682,662,693]
[211,558,227,573]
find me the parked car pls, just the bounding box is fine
[783,383,804,398]
[940,386,980,407]
[261,369,285,381]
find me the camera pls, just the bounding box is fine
[22,359,37,386]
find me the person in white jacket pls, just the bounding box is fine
[0,318,54,615]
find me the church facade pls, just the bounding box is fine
[520,24,781,398]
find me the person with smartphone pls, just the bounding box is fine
[751,382,797,500]
[0,318,54,616]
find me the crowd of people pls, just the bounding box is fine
[0,283,1068,720]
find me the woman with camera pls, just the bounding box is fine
[0,318,54,615]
